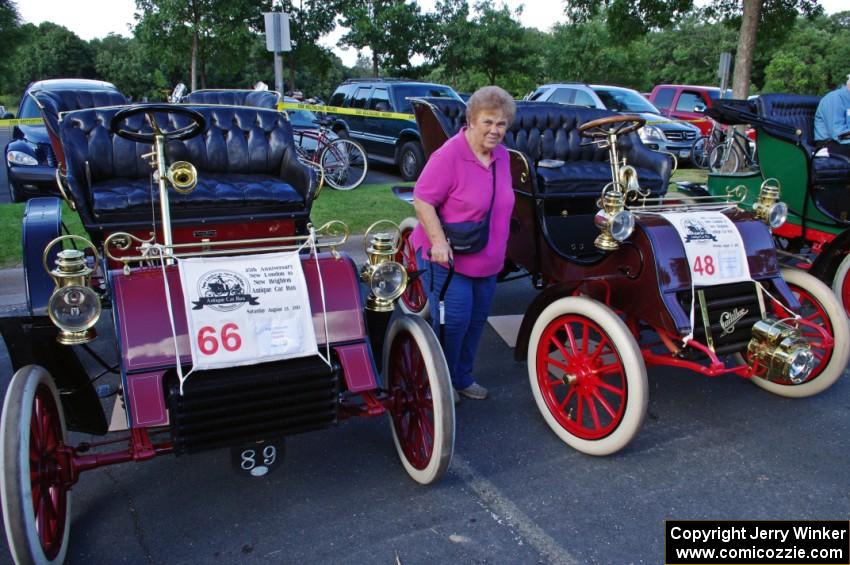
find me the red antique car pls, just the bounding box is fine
[0,100,454,563]
[403,97,848,456]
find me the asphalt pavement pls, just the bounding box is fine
[1,126,849,564]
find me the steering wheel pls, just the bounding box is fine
[110,104,206,144]
[578,114,646,138]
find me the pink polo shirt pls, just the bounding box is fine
[412,128,515,277]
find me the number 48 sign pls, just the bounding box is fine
[178,251,318,371]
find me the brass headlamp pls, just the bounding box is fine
[360,221,408,312]
[42,235,102,345]
[747,317,815,384]
[594,184,635,251]
[753,178,787,230]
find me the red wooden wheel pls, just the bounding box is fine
[832,253,850,318]
[396,218,429,317]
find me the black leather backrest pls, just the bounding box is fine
[426,97,467,136]
[186,89,281,109]
[61,105,295,183]
[32,89,127,137]
[756,93,820,148]
[505,103,622,163]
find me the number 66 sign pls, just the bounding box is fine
[178,251,318,371]
[660,211,752,287]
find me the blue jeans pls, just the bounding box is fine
[416,250,498,390]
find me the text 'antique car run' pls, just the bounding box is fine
[0,94,455,564]
[396,97,848,456]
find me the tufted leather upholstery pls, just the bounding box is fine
[186,89,280,109]
[756,93,850,186]
[415,98,670,197]
[59,104,313,227]
[505,102,670,196]
[32,89,128,171]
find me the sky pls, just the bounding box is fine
[16,0,848,67]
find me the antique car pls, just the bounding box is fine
[403,97,849,456]
[0,100,454,563]
[679,95,850,317]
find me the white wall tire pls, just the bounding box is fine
[1,365,71,565]
[383,314,454,484]
[396,217,430,318]
[752,269,850,397]
[831,252,850,318]
[527,297,648,456]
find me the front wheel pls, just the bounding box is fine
[384,315,454,484]
[831,253,850,317]
[527,297,648,456]
[320,138,368,190]
[690,136,713,169]
[709,143,740,173]
[396,217,430,318]
[752,269,850,397]
[1,365,71,564]
[398,141,425,182]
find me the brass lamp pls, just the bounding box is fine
[753,178,788,230]
[360,221,408,312]
[43,236,102,345]
[747,318,815,384]
[594,185,635,251]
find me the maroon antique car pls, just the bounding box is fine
[403,97,848,456]
[0,102,454,563]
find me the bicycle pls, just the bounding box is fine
[708,125,758,173]
[293,117,368,190]
[690,119,724,170]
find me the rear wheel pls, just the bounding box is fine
[384,315,454,484]
[752,269,850,397]
[396,217,430,318]
[691,136,713,169]
[398,141,425,182]
[1,365,71,564]
[320,138,368,190]
[527,297,648,456]
[709,143,740,173]
[831,253,850,317]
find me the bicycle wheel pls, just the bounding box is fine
[320,138,368,190]
[708,143,739,173]
[691,136,712,169]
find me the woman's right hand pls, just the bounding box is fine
[429,239,453,266]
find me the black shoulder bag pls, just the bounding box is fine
[439,163,496,255]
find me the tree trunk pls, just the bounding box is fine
[732,0,762,99]
[191,32,198,92]
[372,51,379,77]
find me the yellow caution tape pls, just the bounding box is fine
[0,117,44,126]
[279,101,414,121]
[645,117,710,126]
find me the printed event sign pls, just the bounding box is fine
[178,251,318,371]
[660,211,751,287]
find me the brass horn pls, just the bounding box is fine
[166,160,197,193]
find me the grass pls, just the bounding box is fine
[0,170,708,267]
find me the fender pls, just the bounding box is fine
[0,316,107,434]
[809,226,850,281]
[22,197,62,315]
[513,281,580,361]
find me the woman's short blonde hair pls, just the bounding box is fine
[466,86,516,126]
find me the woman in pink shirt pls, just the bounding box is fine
[413,86,516,401]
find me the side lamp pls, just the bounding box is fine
[594,184,635,251]
[42,235,102,345]
[360,221,408,312]
[753,178,787,230]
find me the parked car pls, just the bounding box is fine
[283,96,337,153]
[648,84,734,136]
[526,83,701,162]
[4,78,125,202]
[327,78,463,180]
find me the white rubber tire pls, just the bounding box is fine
[527,297,648,456]
[831,252,850,318]
[396,217,430,319]
[1,365,71,565]
[751,269,850,397]
[383,315,454,484]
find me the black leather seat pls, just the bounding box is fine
[756,93,850,186]
[185,89,280,109]
[59,104,313,228]
[506,102,670,196]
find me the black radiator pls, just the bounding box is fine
[166,355,339,454]
[679,282,763,356]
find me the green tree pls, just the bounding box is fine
[564,0,694,42]
[8,22,95,93]
[0,0,21,94]
[90,35,159,100]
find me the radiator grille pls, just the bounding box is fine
[166,356,339,454]
[664,130,697,142]
[679,282,763,355]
